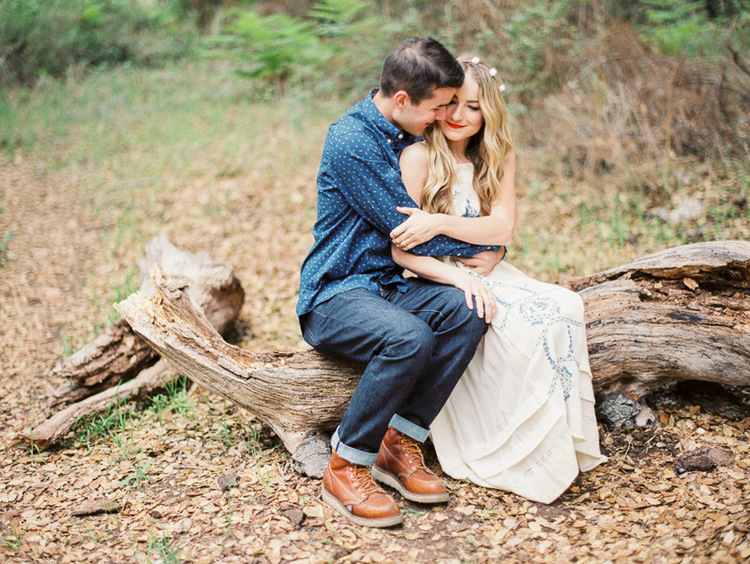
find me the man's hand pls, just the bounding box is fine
[390,207,443,250]
[451,247,506,277]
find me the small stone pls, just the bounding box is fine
[217,471,242,491]
[596,393,641,428]
[280,507,305,527]
[675,447,733,474]
[71,499,121,517]
[291,433,331,479]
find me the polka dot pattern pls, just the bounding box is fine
[297,89,497,316]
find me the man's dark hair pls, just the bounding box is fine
[379,37,464,104]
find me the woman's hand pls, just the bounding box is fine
[450,269,496,324]
[451,247,506,277]
[390,207,444,250]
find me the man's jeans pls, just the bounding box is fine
[299,279,488,466]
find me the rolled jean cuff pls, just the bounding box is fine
[331,428,378,466]
[389,414,430,443]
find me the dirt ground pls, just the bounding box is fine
[1,157,749,564]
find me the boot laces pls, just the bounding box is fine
[350,465,380,495]
[401,436,430,472]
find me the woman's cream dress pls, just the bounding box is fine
[429,163,606,503]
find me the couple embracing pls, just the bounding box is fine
[296,37,605,528]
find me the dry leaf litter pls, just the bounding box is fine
[1,157,749,564]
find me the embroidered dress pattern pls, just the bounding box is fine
[429,163,606,503]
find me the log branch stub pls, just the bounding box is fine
[47,233,244,407]
[18,359,178,451]
[115,263,363,454]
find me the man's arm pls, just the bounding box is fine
[327,129,499,258]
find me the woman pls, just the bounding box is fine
[390,56,605,504]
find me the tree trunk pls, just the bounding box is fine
[567,240,750,397]
[110,241,750,462]
[20,239,750,477]
[47,233,244,408]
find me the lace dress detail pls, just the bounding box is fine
[429,163,606,503]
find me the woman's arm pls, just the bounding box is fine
[391,151,518,249]
[392,244,496,323]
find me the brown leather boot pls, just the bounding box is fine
[321,451,403,528]
[371,427,449,503]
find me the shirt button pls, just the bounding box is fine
[387,139,392,144]
[397,134,403,139]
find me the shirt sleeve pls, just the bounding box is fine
[327,128,499,258]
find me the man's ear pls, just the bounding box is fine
[393,90,411,109]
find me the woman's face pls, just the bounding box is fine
[438,72,484,143]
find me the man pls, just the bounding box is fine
[297,37,503,527]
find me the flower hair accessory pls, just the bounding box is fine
[469,56,505,92]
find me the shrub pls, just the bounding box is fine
[207,0,405,97]
[0,0,195,87]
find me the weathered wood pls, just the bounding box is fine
[567,240,750,398]
[112,241,750,461]
[114,263,363,454]
[47,318,159,408]
[47,233,244,407]
[12,234,246,453]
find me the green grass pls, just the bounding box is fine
[0,207,12,267]
[1,55,746,290]
[144,531,180,564]
[2,526,26,550]
[0,57,344,262]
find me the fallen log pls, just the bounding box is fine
[108,240,750,475]
[14,233,244,451]
[47,233,244,408]
[567,240,750,397]
[19,239,750,477]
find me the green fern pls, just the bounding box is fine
[222,10,321,86]
[309,0,369,39]
[639,0,719,56]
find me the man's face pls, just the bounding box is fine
[394,87,456,136]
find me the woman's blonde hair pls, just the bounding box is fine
[421,56,514,217]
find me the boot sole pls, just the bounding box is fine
[321,487,404,528]
[371,465,450,504]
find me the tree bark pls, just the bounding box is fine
[47,233,244,408]
[21,239,750,474]
[110,241,750,460]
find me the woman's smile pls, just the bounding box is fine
[446,122,465,129]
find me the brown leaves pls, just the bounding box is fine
[3,144,750,562]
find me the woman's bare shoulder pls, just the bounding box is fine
[400,142,428,169]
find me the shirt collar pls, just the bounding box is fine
[362,88,418,152]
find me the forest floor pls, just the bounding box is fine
[1,146,750,563]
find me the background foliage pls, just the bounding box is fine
[1,0,748,274]
[0,6,748,560]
